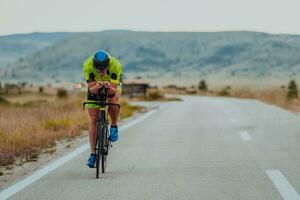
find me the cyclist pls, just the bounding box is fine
[83,50,122,168]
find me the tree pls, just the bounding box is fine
[287,80,298,99]
[39,86,44,93]
[198,80,207,91]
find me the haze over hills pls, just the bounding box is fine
[1,30,300,86]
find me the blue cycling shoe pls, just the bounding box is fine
[109,126,118,142]
[86,154,96,168]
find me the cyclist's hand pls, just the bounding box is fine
[97,81,104,89]
[103,81,111,89]
[89,82,102,94]
[107,82,117,96]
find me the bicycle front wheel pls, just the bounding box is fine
[95,123,101,179]
[101,124,108,173]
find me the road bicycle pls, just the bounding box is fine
[83,88,120,178]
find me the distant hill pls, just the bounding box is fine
[0,32,72,69]
[1,30,300,85]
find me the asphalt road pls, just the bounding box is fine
[4,96,300,200]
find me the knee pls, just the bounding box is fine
[108,95,119,104]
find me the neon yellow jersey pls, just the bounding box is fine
[83,56,122,85]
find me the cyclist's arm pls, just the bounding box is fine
[88,81,102,94]
[109,57,122,86]
[107,60,122,95]
[107,71,121,96]
[108,83,117,96]
[103,81,117,96]
[83,63,102,94]
[84,70,102,94]
[85,72,101,94]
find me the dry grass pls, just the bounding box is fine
[0,91,141,166]
[204,87,298,112]
[0,94,88,166]
[165,85,299,113]
[119,99,143,119]
[225,88,300,113]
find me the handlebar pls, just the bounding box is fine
[82,102,120,110]
[83,88,120,110]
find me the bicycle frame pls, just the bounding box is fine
[82,88,120,178]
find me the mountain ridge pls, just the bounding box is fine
[0,32,72,69]
[1,30,300,85]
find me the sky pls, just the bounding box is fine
[1,0,300,36]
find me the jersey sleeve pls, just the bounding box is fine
[83,57,95,83]
[110,58,122,85]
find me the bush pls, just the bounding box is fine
[186,90,197,94]
[0,95,9,105]
[39,86,44,93]
[198,80,208,91]
[147,91,164,100]
[57,88,68,98]
[218,86,231,96]
[287,80,298,99]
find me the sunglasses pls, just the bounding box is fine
[94,62,108,71]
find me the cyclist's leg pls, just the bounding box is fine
[107,85,122,126]
[88,108,100,154]
[86,89,101,154]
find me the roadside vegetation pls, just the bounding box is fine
[0,85,142,166]
[213,80,300,112]
[163,79,300,113]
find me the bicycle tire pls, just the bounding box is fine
[95,123,101,179]
[101,125,108,173]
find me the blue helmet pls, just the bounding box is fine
[93,50,110,71]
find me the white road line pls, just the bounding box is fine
[239,131,253,141]
[0,107,159,200]
[266,170,300,200]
